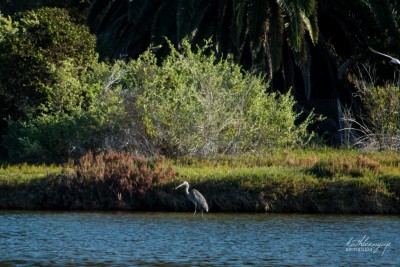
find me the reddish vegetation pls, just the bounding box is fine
[0,151,175,210]
[74,151,173,196]
[58,151,175,210]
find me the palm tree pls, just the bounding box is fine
[88,0,318,95]
[87,0,399,99]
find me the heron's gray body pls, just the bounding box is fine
[176,181,209,217]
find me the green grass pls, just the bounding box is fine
[166,149,399,213]
[0,148,400,212]
[0,148,399,212]
[170,148,400,202]
[173,148,399,180]
[0,163,63,184]
[1,148,398,187]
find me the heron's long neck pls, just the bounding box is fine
[184,184,190,196]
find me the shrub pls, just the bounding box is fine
[134,40,314,157]
[2,89,127,163]
[1,59,153,163]
[74,151,172,189]
[0,7,98,119]
[0,7,99,160]
[64,151,175,209]
[2,39,315,162]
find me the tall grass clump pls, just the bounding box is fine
[344,64,400,151]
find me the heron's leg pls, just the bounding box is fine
[201,210,204,219]
[193,203,197,217]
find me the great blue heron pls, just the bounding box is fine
[175,181,209,218]
[369,47,400,65]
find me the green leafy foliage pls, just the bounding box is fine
[133,40,314,156]
[4,112,93,163]
[0,8,98,120]
[0,0,90,20]
[2,80,127,163]
[0,7,101,161]
[2,40,314,162]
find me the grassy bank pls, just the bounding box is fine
[0,149,399,213]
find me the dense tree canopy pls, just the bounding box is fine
[87,0,319,91]
[87,0,400,99]
[0,7,99,159]
[0,7,98,118]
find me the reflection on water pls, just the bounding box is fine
[0,211,399,266]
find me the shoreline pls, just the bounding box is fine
[0,177,399,214]
[1,149,399,214]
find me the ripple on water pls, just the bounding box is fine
[0,211,399,266]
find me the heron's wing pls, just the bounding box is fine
[191,189,209,212]
[369,47,394,60]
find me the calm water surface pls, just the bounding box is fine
[0,211,399,266]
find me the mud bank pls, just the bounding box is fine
[1,176,399,214]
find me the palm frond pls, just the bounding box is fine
[215,0,230,54]
[296,0,316,16]
[96,14,128,57]
[247,0,269,51]
[151,1,178,44]
[191,7,217,46]
[364,0,400,39]
[176,0,196,41]
[287,4,305,53]
[301,10,318,44]
[231,0,247,53]
[128,0,149,23]
[97,0,127,34]
[269,2,283,72]
[276,0,292,15]
[187,0,212,42]
[87,0,115,30]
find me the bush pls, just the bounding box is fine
[62,151,175,209]
[2,90,127,163]
[0,7,99,160]
[0,0,89,19]
[2,39,315,163]
[133,41,314,156]
[4,113,88,163]
[74,151,172,190]
[0,7,98,119]
[1,60,154,163]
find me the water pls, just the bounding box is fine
[0,211,399,266]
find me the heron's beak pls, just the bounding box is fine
[175,182,185,190]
